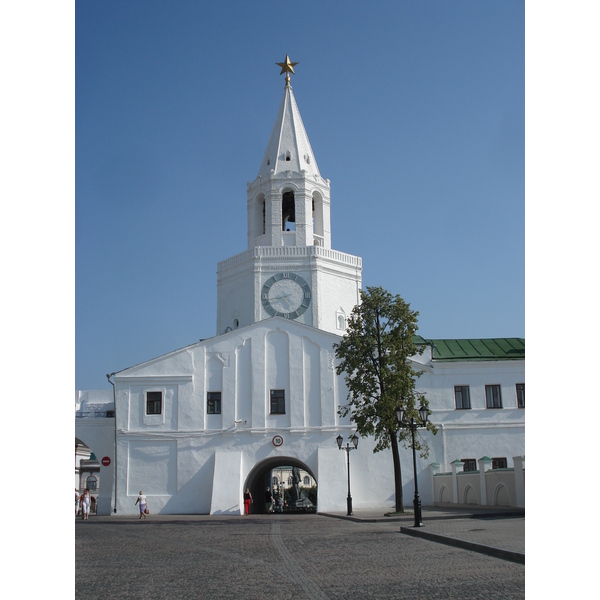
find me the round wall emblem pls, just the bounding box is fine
[272,435,284,447]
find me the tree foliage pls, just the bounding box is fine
[334,286,437,511]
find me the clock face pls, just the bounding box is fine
[262,272,311,319]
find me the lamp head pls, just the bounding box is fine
[395,407,404,425]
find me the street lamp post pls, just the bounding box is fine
[336,432,359,515]
[395,404,430,527]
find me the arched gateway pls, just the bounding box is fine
[244,457,317,514]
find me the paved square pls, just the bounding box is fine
[76,514,524,599]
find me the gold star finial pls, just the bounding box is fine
[276,54,298,84]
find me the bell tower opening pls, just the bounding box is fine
[312,191,324,246]
[282,190,295,231]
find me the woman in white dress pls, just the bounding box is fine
[135,491,148,519]
[80,490,90,520]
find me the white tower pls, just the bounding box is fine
[216,57,362,335]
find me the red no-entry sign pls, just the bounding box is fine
[101,456,111,466]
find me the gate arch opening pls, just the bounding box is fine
[244,456,317,514]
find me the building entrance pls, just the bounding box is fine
[244,457,317,514]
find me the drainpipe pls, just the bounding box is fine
[106,373,117,513]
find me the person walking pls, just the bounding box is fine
[264,486,274,514]
[243,488,252,515]
[75,488,80,517]
[135,491,148,519]
[80,489,90,520]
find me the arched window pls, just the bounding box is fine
[254,194,266,239]
[86,475,97,491]
[312,192,324,245]
[282,190,295,231]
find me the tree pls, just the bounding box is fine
[334,286,437,513]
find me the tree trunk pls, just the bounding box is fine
[390,431,404,513]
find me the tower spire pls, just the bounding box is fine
[256,57,320,181]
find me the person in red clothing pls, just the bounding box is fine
[243,488,252,515]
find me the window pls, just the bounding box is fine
[492,457,508,469]
[207,392,221,415]
[86,475,97,490]
[485,385,502,408]
[282,191,295,231]
[303,476,310,485]
[146,391,162,415]
[270,389,285,414]
[516,383,525,408]
[462,459,477,472]
[454,385,471,409]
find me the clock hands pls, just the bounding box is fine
[270,292,294,310]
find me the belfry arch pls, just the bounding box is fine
[244,456,317,514]
[282,189,295,230]
[312,190,324,244]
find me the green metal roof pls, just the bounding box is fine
[414,337,525,361]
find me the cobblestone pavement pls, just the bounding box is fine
[76,514,524,599]
[404,515,524,556]
[322,508,524,562]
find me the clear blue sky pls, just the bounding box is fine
[75,0,525,390]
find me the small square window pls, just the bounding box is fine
[146,391,162,415]
[207,392,221,415]
[454,385,471,409]
[270,389,285,414]
[462,459,477,472]
[492,457,508,469]
[516,383,525,408]
[485,385,502,409]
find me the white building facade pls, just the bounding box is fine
[76,66,524,516]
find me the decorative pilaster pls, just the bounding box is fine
[478,456,493,505]
[450,459,464,504]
